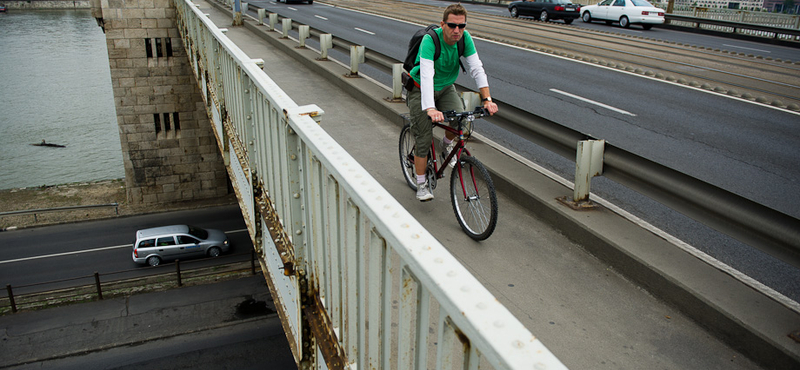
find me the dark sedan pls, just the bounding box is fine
[508,0,582,24]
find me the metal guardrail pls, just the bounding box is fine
[666,14,800,40]
[240,8,800,269]
[1,251,258,314]
[176,1,567,369]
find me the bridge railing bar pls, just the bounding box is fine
[177,0,567,369]
[240,5,800,269]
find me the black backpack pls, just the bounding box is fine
[402,24,466,74]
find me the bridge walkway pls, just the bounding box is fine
[195,0,787,368]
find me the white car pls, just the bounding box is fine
[580,0,665,30]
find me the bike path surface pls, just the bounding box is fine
[196,1,798,368]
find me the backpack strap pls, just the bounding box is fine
[427,28,441,61]
[457,37,466,73]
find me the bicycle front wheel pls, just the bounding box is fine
[450,155,498,240]
[399,123,418,191]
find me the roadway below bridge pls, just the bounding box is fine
[194,0,799,368]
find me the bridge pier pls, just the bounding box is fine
[91,0,229,205]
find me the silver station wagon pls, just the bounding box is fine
[132,225,230,266]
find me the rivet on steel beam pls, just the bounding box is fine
[293,193,300,199]
[290,154,297,160]
[296,230,303,235]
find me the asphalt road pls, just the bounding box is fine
[0,205,251,293]
[0,275,297,370]
[246,0,800,306]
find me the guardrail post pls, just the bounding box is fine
[269,13,277,31]
[251,249,256,274]
[282,18,292,38]
[7,284,17,313]
[348,45,365,77]
[242,2,248,13]
[461,91,481,110]
[258,8,265,25]
[176,260,183,286]
[298,25,309,47]
[319,34,332,60]
[391,63,403,101]
[94,272,103,300]
[558,139,604,210]
[574,139,605,203]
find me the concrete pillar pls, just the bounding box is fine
[93,0,229,205]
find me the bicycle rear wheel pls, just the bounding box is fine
[399,123,418,190]
[450,155,498,240]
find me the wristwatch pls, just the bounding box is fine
[481,97,492,102]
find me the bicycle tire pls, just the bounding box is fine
[399,123,418,191]
[450,155,498,240]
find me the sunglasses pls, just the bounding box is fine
[445,22,467,29]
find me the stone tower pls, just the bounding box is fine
[91,0,229,205]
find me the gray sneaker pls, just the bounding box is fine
[442,139,457,168]
[416,181,434,202]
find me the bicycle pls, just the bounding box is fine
[399,107,498,240]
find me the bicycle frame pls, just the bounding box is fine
[429,121,472,180]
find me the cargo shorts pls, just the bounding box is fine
[406,84,464,159]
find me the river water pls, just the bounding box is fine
[0,10,123,190]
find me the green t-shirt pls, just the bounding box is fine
[410,28,477,91]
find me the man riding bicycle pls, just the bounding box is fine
[406,4,499,202]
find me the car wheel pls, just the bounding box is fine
[539,10,549,22]
[147,256,161,267]
[620,15,630,28]
[642,24,652,30]
[581,11,592,23]
[510,6,519,18]
[208,247,221,258]
[564,18,574,24]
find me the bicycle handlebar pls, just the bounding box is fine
[439,107,489,123]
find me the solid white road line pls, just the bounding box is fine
[0,244,132,265]
[0,229,249,265]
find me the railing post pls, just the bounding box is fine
[282,18,292,38]
[6,284,17,313]
[573,139,605,203]
[391,63,403,101]
[258,8,265,25]
[176,260,183,286]
[94,272,103,300]
[251,248,257,275]
[319,34,332,60]
[348,45,365,76]
[269,13,278,31]
[298,25,309,47]
[558,139,605,210]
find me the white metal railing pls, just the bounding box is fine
[175,0,567,369]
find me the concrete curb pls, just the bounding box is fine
[207,3,800,368]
